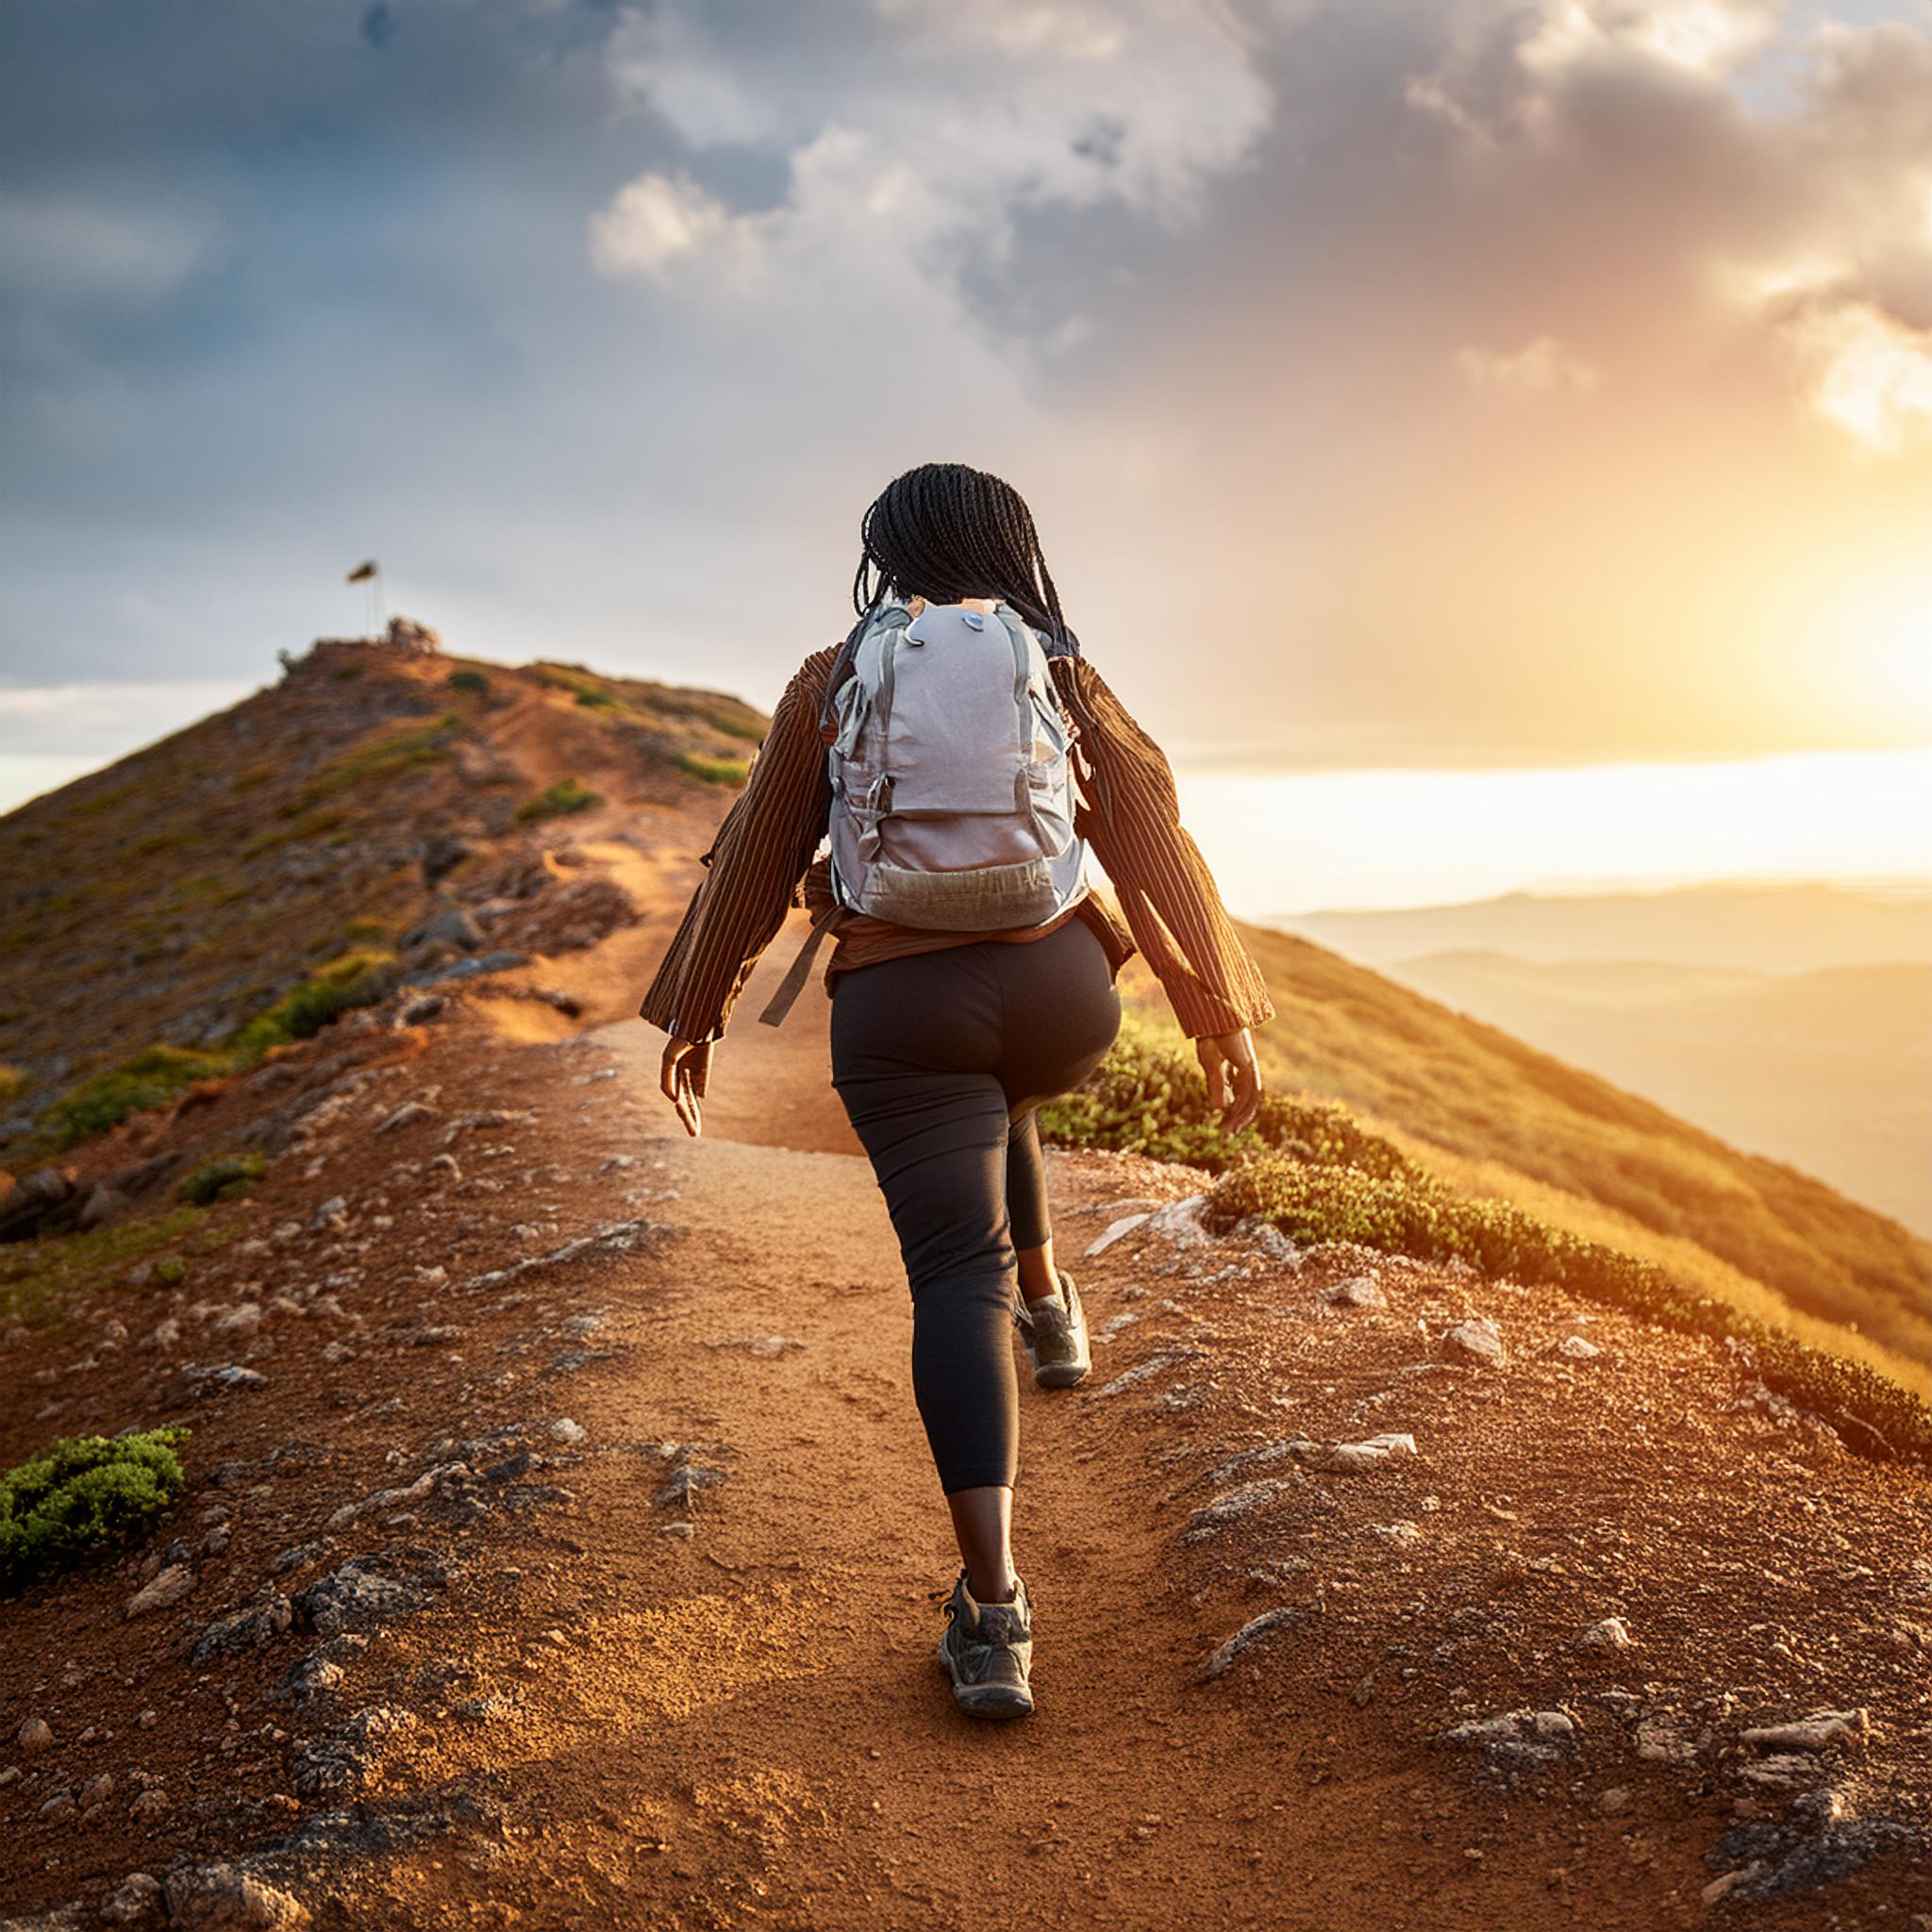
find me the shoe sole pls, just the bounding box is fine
[1031,1357,1090,1389]
[936,1638,1034,1719]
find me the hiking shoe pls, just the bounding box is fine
[1015,1270,1091,1388]
[937,1570,1035,1720]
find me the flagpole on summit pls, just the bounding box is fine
[345,559,384,639]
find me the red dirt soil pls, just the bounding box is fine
[2,874,1928,1929]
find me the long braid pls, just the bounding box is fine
[851,462,1074,654]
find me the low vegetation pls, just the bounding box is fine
[675,752,752,786]
[227,949,397,1064]
[1,1427,191,1592]
[1041,1017,1932,1463]
[515,776,601,824]
[1232,924,1932,1370]
[176,1151,268,1205]
[40,952,398,1151]
[0,1206,210,1326]
[48,1045,230,1150]
[446,669,491,695]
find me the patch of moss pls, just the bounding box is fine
[40,952,397,1150]
[0,1064,22,1104]
[227,950,398,1063]
[514,776,601,823]
[1,1427,192,1591]
[1043,1024,1932,1464]
[47,1045,228,1150]
[0,1204,207,1324]
[176,1152,268,1206]
[673,753,751,787]
[298,715,465,806]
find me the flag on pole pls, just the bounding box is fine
[346,560,378,583]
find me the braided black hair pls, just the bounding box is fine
[852,462,1075,654]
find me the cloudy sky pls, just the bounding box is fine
[3,0,1929,894]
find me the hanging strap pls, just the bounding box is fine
[757,902,842,1028]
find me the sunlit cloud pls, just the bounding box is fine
[590,0,1274,310]
[1782,298,1932,453]
[1518,0,1781,77]
[1455,335,1603,396]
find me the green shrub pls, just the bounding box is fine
[1042,1022,1932,1464]
[1,1427,191,1591]
[227,950,397,1063]
[176,1152,268,1206]
[48,1045,228,1149]
[515,776,601,823]
[447,669,491,695]
[573,688,618,710]
[153,1256,187,1287]
[1039,1013,1413,1179]
[673,753,751,787]
[0,1064,23,1104]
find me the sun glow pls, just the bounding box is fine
[1171,749,1932,916]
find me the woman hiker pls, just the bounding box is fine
[638,461,1274,1719]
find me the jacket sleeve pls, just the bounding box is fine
[1060,658,1275,1040]
[636,654,835,1042]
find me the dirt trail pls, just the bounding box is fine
[4,874,1929,1929]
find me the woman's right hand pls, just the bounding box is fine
[1197,1027,1261,1134]
[660,1036,712,1138]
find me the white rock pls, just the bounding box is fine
[1084,1212,1149,1258]
[1292,1433,1417,1473]
[1367,1521,1422,1547]
[1740,1708,1869,1753]
[549,1419,587,1444]
[1557,1335,1601,1360]
[1326,1275,1387,1309]
[1579,1616,1633,1649]
[212,1304,263,1338]
[1443,1317,1507,1367]
[1142,1194,1213,1251]
[125,1565,196,1620]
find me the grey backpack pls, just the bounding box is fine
[758,593,1089,1025]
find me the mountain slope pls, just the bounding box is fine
[1385,952,1932,1239]
[0,910,1927,1928]
[0,637,761,1158]
[1177,924,1932,1378]
[5,640,1926,1387]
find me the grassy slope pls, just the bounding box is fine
[0,641,761,1157]
[1140,921,1932,1377]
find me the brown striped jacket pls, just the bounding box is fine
[637,641,1274,1043]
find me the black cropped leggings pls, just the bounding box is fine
[829,914,1123,1494]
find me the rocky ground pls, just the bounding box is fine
[2,892,1929,1929]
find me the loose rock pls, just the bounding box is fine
[1443,1317,1507,1367]
[163,1862,310,1930]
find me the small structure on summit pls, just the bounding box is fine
[386,615,441,653]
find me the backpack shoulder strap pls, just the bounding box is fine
[757,901,842,1028]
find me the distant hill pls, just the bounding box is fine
[1268,880,1932,972]
[1380,950,1932,1239]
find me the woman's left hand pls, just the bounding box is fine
[660,1036,713,1137]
